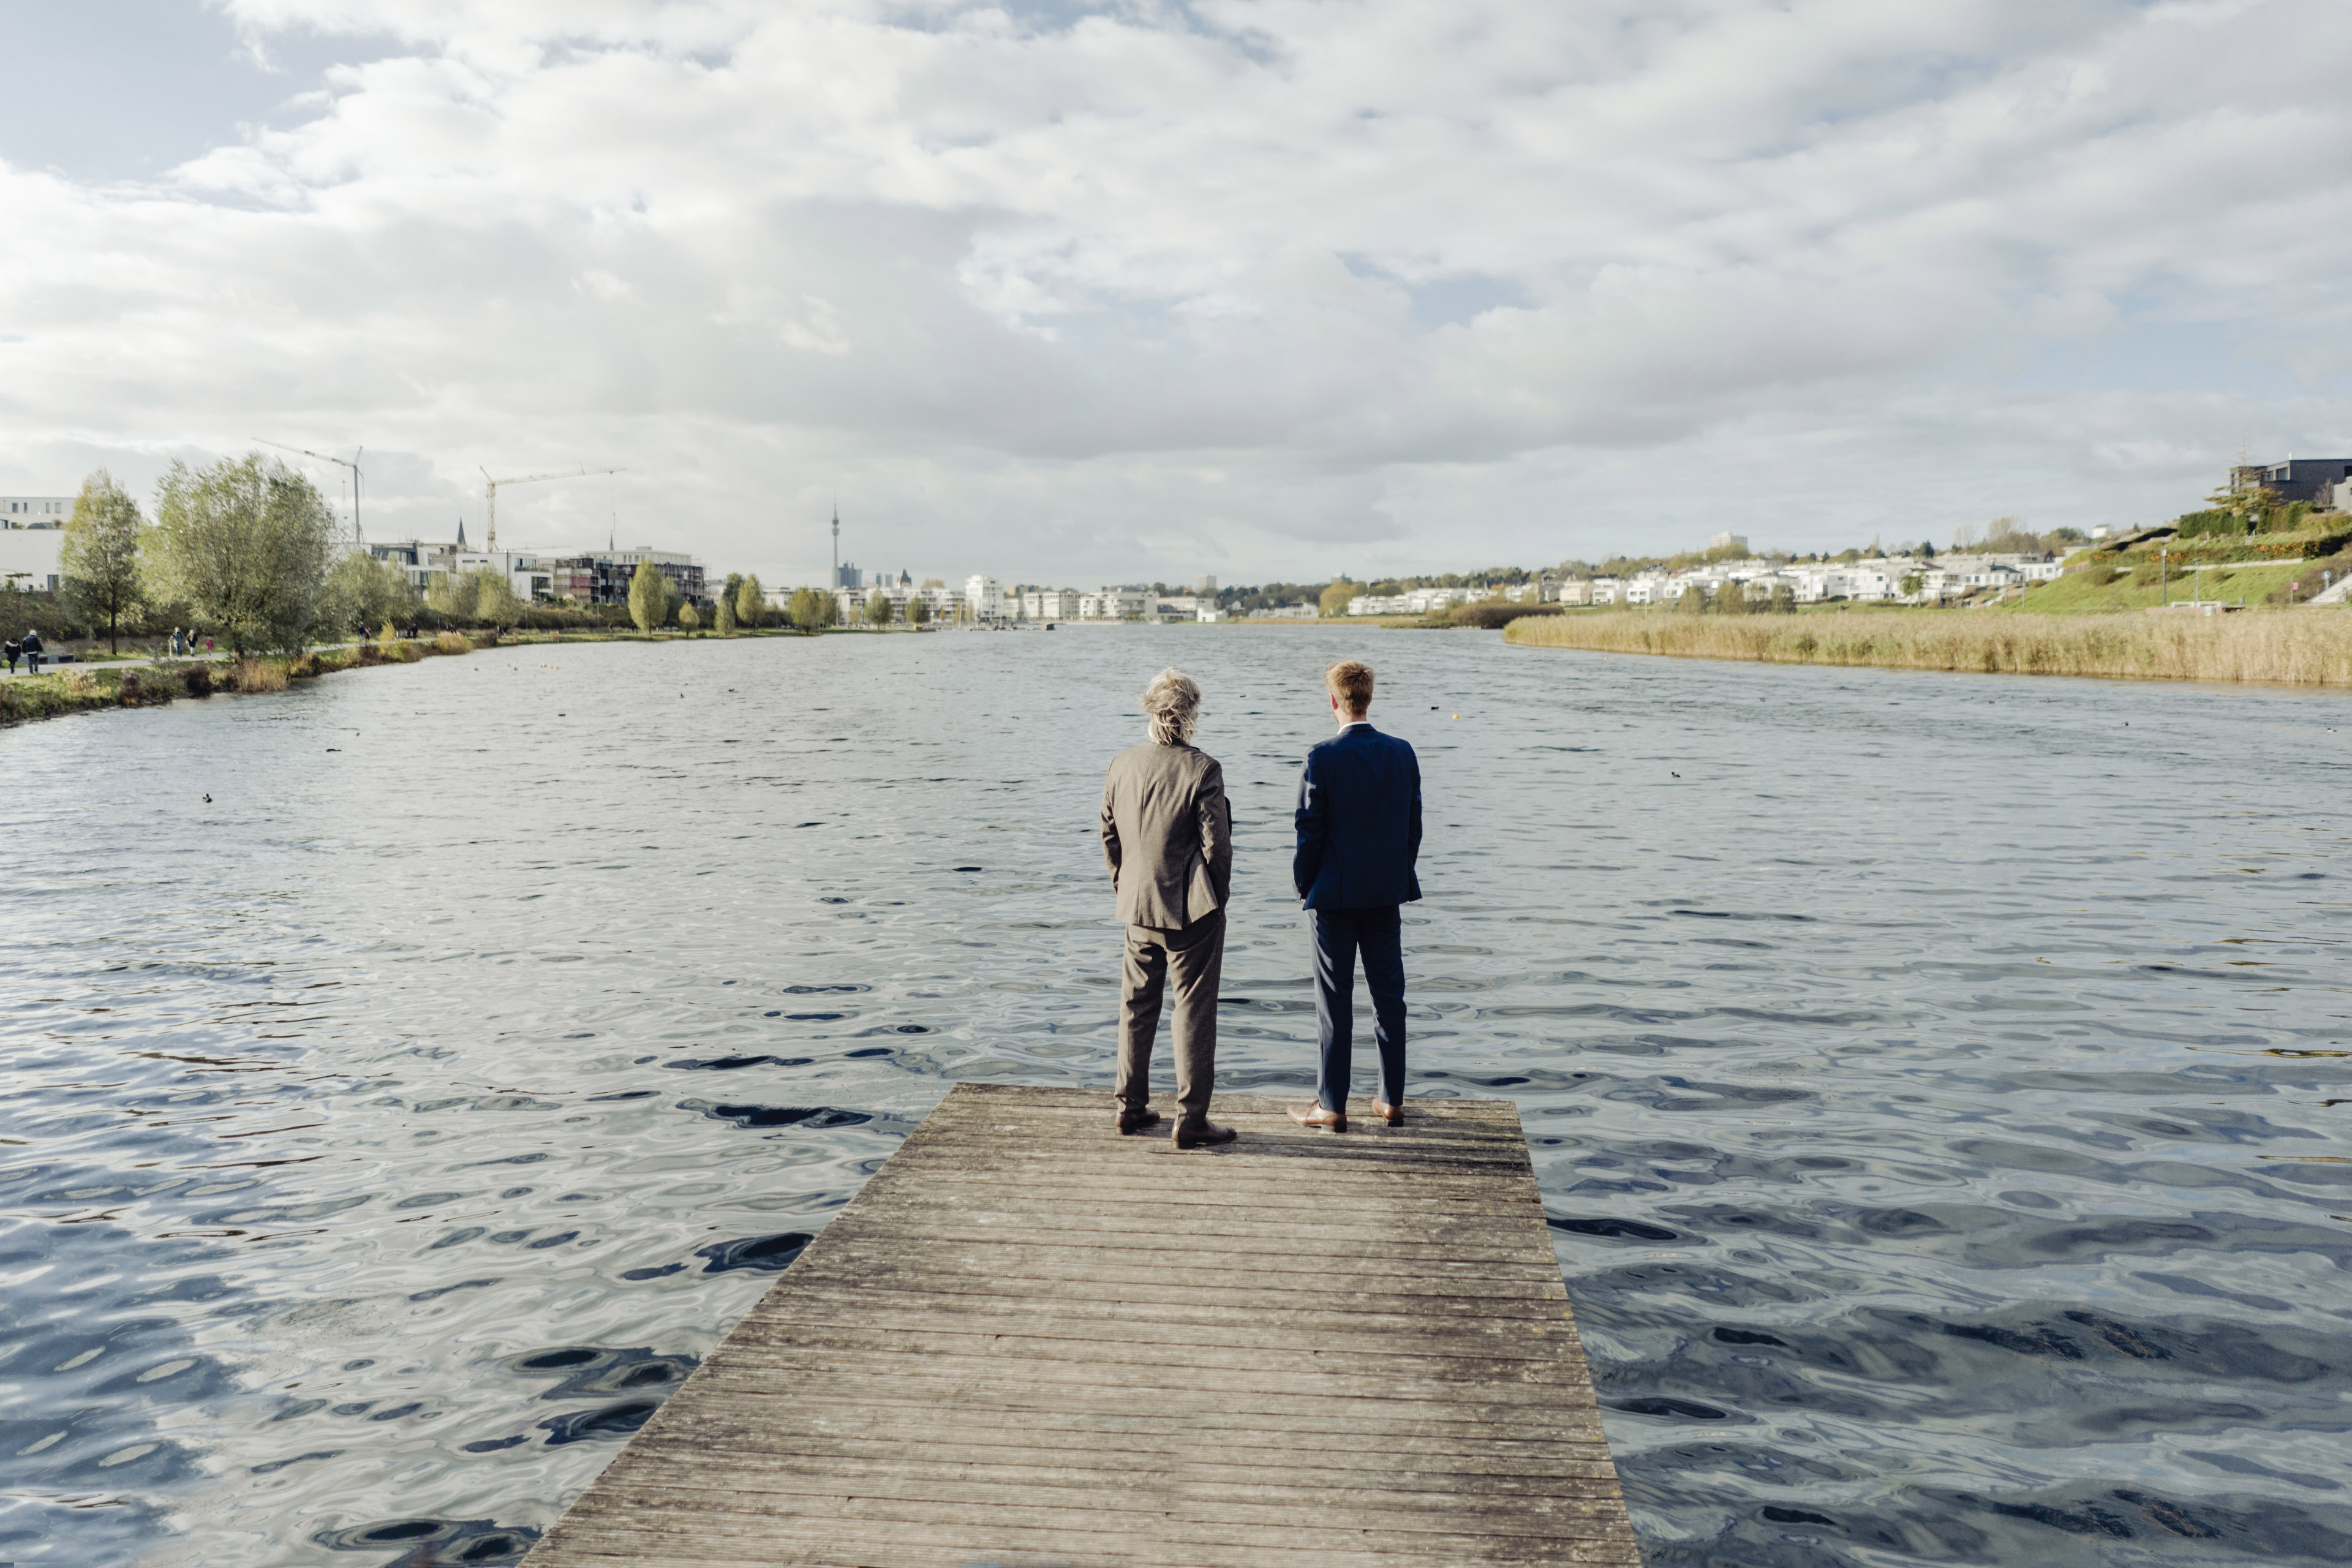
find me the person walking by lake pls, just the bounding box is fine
[20,629,42,674]
[1101,667,1236,1148]
[3,638,17,676]
[1290,660,1422,1132]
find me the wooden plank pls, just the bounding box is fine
[524,1088,1643,1567]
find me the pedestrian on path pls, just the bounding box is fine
[4,638,17,676]
[20,629,42,673]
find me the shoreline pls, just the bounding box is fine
[0,626,826,730]
[1502,608,2352,687]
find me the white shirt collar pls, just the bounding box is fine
[1339,718,1374,731]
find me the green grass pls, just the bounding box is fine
[2007,562,2305,614]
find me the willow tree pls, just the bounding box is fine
[628,559,665,632]
[736,573,764,627]
[474,569,522,627]
[145,454,336,654]
[325,550,415,636]
[61,470,145,651]
[715,594,737,635]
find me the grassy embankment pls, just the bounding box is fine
[1504,609,2352,685]
[0,623,848,729]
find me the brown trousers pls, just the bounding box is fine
[1114,909,1225,1124]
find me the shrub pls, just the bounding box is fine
[182,663,213,696]
[433,631,472,655]
[287,652,322,678]
[678,602,702,631]
[1449,603,1562,630]
[228,658,288,693]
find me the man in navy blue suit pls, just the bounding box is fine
[1289,660,1421,1131]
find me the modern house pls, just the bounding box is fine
[2233,459,2352,505]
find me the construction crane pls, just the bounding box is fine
[256,439,364,543]
[480,466,625,551]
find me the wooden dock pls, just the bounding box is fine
[526,1084,1643,1567]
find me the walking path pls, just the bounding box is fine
[523,1082,1642,1567]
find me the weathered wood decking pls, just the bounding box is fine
[526,1084,1643,1567]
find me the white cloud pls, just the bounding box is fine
[0,0,2347,584]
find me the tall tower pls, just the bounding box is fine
[831,503,840,589]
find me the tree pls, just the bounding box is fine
[715,593,737,635]
[145,453,337,654]
[60,469,145,651]
[1769,583,1796,614]
[789,586,835,630]
[1717,581,1748,615]
[1319,580,1359,617]
[2206,473,2277,533]
[628,559,665,632]
[473,569,522,626]
[867,589,892,626]
[1675,583,1707,614]
[679,601,702,631]
[326,549,415,636]
[907,594,931,627]
[736,573,764,628]
[426,568,477,621]
[662,579,685,627]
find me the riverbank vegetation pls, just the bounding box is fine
[1504,609,2352,685]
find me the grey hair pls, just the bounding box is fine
[1139,667,1202,745]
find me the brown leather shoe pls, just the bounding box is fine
[1287,1103,1346,1132]
[1172,1119,1236,1148]
[1115,1107,1161,1135]
[1370,1100,1403,1125]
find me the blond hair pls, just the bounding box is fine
[1325,660,1374,715]
[1139,667,1202,745]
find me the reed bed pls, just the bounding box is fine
[1503,610,2352,686]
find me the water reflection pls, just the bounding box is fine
[1,627,2346,1566]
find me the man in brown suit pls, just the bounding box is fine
[1101,668,1237,1148]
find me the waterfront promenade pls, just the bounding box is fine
[524,1083,1641,1566]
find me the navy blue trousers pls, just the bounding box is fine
[1309,905,1406,1114]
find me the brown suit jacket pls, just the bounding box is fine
[1101,741,1232,930]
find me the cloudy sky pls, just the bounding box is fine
[2,1,2347,587]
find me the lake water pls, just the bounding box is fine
[4,625,2348,1568]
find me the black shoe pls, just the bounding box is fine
[1172,1119,1236,1149]
[1116,1107,1161,1135]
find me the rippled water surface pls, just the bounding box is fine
[4,626,2349,1567]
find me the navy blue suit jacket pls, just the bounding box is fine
[1293,722,1422,910]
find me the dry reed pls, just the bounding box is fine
[226,657,290,693]
[1503,610,2352,686]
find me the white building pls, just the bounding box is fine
[1080,589,1152,620]
[2,497,71,526]
[1345,586,1488,616]
[966,574,1006,621]
[0,522,66,592]
[1019,589,1081,620]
